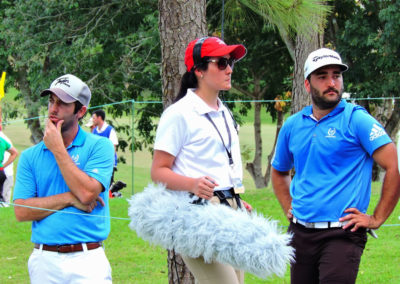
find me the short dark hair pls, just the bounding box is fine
[74,101,83,114]
[93,109,106,121]
[73,101,86,121]
[175,57,210,103]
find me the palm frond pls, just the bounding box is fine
[224,0,332,37]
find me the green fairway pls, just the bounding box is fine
[0,101,400,283]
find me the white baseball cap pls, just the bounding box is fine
[40,74,91,107]
[85,117,94,127]
[304,48,348,79]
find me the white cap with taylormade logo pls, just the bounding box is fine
[40,74,91,107]
[304,48,348,79]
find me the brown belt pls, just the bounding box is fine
[34,242,102,253]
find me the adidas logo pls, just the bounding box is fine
[369,123,386,141]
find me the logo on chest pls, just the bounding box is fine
[325,128,336,138]
[71,154,80,165]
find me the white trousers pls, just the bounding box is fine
[28,245,112,284]
[3,175,13,203]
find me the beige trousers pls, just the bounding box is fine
[182,195,244,284]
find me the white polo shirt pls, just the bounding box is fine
[154,89,242,193]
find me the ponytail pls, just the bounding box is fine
[175,71,197,102]
[174,57,209,103]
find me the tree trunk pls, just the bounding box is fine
[384,98,400,142]
[291,31,323,114]
[264,110,284,187]
[371,98,400,181]
[15,65,43,144]
[245,100,266,188]
[167,250,194,284]
[158,0,207,107]
[158,0,207,283]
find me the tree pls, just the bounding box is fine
[330,0,400,140]
[1,0,162,148]
[325,0,400,180]
[158,1,206,282]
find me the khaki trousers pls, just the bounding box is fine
[182,195,244,284]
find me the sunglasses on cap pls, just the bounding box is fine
[207,57,235,70]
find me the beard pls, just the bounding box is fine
[59,115,76,133]
[310,85,343,110]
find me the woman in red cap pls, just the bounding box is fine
[151,36,250,283]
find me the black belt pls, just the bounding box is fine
[214,188,241,209]
[34,242,102,253]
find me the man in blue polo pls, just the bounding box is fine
[271,48,400,283]
[13,74,115,283]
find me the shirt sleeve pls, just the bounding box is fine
[85,138,115,191]
[13,151,37,200]
[109,128,119,146]
[154,106,187,157]
[350,109,392,156]
[271,120,294,172]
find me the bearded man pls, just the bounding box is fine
[271,48,400,284]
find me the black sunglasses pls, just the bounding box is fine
[207,57,235,70]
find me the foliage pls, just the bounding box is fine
[222,0,330,37]
[328,0,400,100]
[1,0,162,150]
[207,0,293,120]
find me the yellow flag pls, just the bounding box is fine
[0,72,5,101]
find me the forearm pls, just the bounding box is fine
[372,168,400,227]
[368,143,400,227]
[52,148,102,204]
[3,148,18,169]
[3,153,17,169]
[271,168,292,218]
[151,166,196,192]
[14,192,75,221]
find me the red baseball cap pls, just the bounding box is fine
[184,37,246,72]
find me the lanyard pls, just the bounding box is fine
[205,111,233,165]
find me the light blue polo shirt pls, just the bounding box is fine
[14,126,115,245]
[272,100,391,222]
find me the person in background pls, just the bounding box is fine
[91,109,118,167]
[0,129,18,207]
[13,74,115,283]
[91,109,120,189]
[271,48,400,283]
[151,36,251,284]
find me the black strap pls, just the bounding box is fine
[193,37,208,68]
[214,190,231,207]
[214,189,242,209]
[234,194,242,209]
[205,111,233,165]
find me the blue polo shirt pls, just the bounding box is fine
[272,100,391,222]
[93,125,118,166]
[14,127,115,245]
